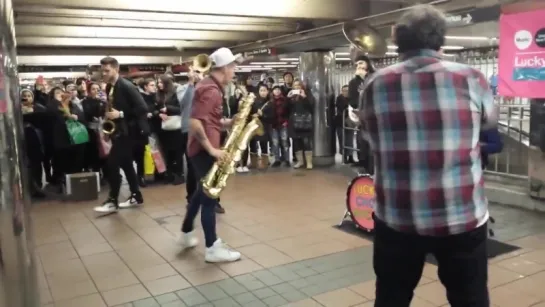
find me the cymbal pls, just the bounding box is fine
[342,20,388,57]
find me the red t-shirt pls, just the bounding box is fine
[187,77,224,157]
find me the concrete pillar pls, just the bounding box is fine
[298,51,336,166]
[0,0,41,306]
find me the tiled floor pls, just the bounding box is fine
[31,169,545,307]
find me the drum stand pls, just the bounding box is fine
[338,210,351,227]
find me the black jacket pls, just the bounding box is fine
[334,95,350,127]
[105,77,149,138]
[348,75,365,109]
[287,94,313,138]
[155,92,182,150]
[47,100,86,150]
[81,97,105,123]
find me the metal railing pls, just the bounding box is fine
[334,47,531,180]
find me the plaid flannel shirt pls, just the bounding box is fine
[360,49,495,236]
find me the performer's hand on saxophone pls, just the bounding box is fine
[106,108,121,120]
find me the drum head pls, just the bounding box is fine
[346,175,375,231]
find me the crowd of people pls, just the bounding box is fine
[18,2,510,304]
[20,60,374,203]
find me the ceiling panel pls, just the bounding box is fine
[15,16,295,33]
[14,0,369,19]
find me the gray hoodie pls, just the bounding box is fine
[178,83,195,133]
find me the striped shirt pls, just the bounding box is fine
[360,49,496,236]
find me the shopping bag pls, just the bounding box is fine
[151,150,166,173]
[143,145,155,176]
[97,131,112,158]
[66,120,89,145]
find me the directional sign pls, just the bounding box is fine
[446,5,501,27]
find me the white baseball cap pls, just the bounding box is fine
[209,47,242,68]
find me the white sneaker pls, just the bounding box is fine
[205,239,241,263]
[119,193,143,209]
[94,198,118,214]
[242,166,250,173]
[236,166,245,173]
[293,161,304,169]
[177,231,199,249]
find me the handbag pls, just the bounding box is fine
[66,119,89,145]
[161,115,182,131]
[143,145,155,177]
[97,131,112,158]
[293,112,312,131]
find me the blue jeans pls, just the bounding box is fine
[181,151,218,247]
[270,127,289,161]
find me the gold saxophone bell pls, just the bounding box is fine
[192,54,212,75]
[102,119,116,135]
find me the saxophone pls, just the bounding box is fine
[201,91,265,199]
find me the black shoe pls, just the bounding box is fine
[172,174,185,186]
[271,161,282,168]
[31,190,46,199]
[215,204,225,214]
[138,177,147,188]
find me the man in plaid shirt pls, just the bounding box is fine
[360,5,497,307]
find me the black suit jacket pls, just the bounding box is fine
[106,78,149,137]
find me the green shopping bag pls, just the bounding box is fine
[66,119,89,145]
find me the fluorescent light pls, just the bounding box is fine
[250,62,287,65]
[385,52,398,56]
[387,45,464,50]
[265,65,298,68]
[19,72,87,79]
[16,37,221,49]
[443,53,455,57]
[335,52,350,56]
[280,58,299,61]
[445,35,491,41]
[336,58,351,61]
[17,55,179,65]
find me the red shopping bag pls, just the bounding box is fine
[151,150,166,173]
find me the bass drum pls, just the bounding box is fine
[346,174,375,231]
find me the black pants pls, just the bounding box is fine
[373,217,489,307]
[158,130,184,177]
[132,141,146,178]
[54,144,86,178]
[28,154,43,188]
[293,136,312,152]
[182,133,195,203]
[182,151,219,247]
[249,139,268,155]
[106,136,140,201]
[358,138,374,174]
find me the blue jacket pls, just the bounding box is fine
[480,128,503,169]
[178,83,195,133]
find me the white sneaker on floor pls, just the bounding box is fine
[242,166,250,172]
[236,166,245,173]
[119,194,143,209]
[177,231,199,249]
[94,199,118,214]
[205,239,241,263]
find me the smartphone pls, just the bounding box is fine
[291,89,301,95]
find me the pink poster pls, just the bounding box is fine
[498,9,545,98]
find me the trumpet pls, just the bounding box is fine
[102,87,116,135]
